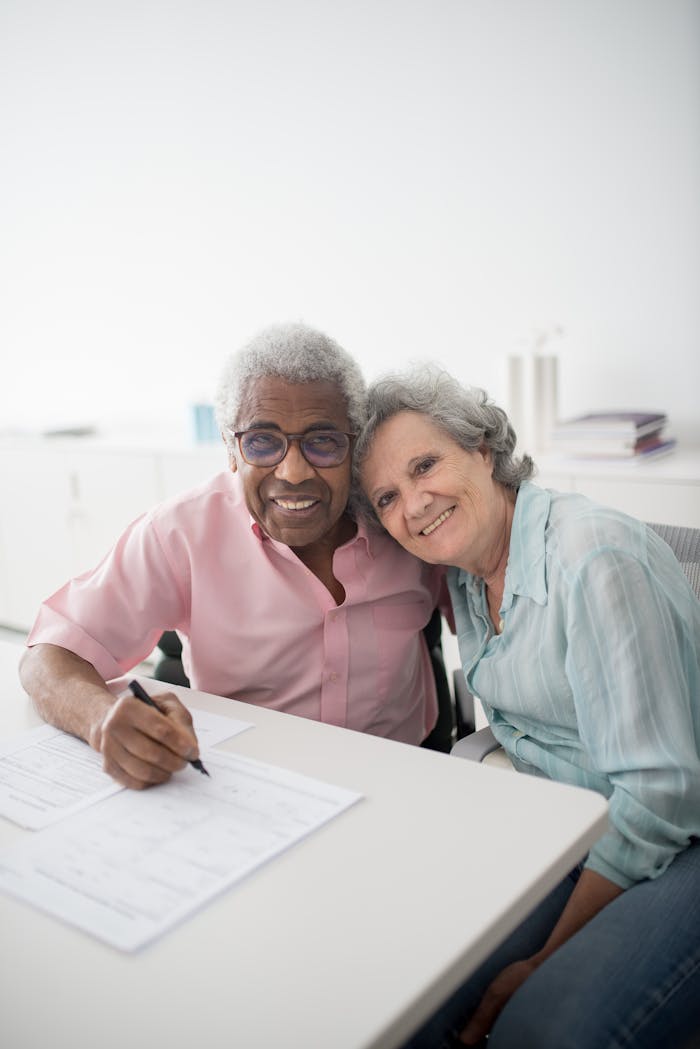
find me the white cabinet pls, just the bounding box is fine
[1,438,698,633]
[64,448,162,572]
[158,445,227,500]
[535,449,700,527]
[0,441,161,631]
[0,437,229,631]
[0,445,75,632]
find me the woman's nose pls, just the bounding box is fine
[405,487,432,518]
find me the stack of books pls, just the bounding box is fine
[551,411,676,462]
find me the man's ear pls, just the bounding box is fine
[222,432,238,472]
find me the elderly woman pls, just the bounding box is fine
[356,366,700,1049]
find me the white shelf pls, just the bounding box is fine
[534,447,700,527]
[535,447,700,484]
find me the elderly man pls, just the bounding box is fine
[20,323,447,789]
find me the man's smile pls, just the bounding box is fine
[272,496,320,512]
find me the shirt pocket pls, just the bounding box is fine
[371,601,431,705]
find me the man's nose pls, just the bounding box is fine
[273,440,316,483]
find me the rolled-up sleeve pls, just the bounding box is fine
[27,512,187,682]
[565,538,700,888]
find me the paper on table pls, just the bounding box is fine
[0,709,252,830]
[0,748,362,952]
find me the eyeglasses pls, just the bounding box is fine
[230,428,356,468]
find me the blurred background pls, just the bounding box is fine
[2,0,699,443]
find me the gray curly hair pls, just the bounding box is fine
[354,365,535,524]
[215,322,367,451]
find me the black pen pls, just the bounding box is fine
[128,679,210,777]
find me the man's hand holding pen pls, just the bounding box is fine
[93,684,204,790]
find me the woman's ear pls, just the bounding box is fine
[478,442,493,467]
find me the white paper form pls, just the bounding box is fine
[0,709,252,830]
[0,749,361,951]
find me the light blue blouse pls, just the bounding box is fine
[449,481,700,889]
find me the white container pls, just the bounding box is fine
[506,353,559,454]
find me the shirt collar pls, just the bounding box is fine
[502,481,550,608]
[454,481,550,608]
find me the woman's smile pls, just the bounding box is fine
[419,506,455,536]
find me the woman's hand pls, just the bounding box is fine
[458,957,540,1044]
[458,868,624,1043]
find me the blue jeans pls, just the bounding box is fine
[404,839,700,1049]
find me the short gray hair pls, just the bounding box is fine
[215,322,367,451]
[354,365,535,522]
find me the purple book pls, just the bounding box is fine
[554,411,667,440]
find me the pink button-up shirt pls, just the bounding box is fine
[28,471,445,744]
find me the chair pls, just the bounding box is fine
[153,629,190,688]
[451,522,700,765]
[152,608,457,754]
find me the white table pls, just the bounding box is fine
[0,640,608,1049]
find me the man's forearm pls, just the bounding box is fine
[19,643,115,751]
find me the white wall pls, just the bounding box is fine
[2,0,699,443]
